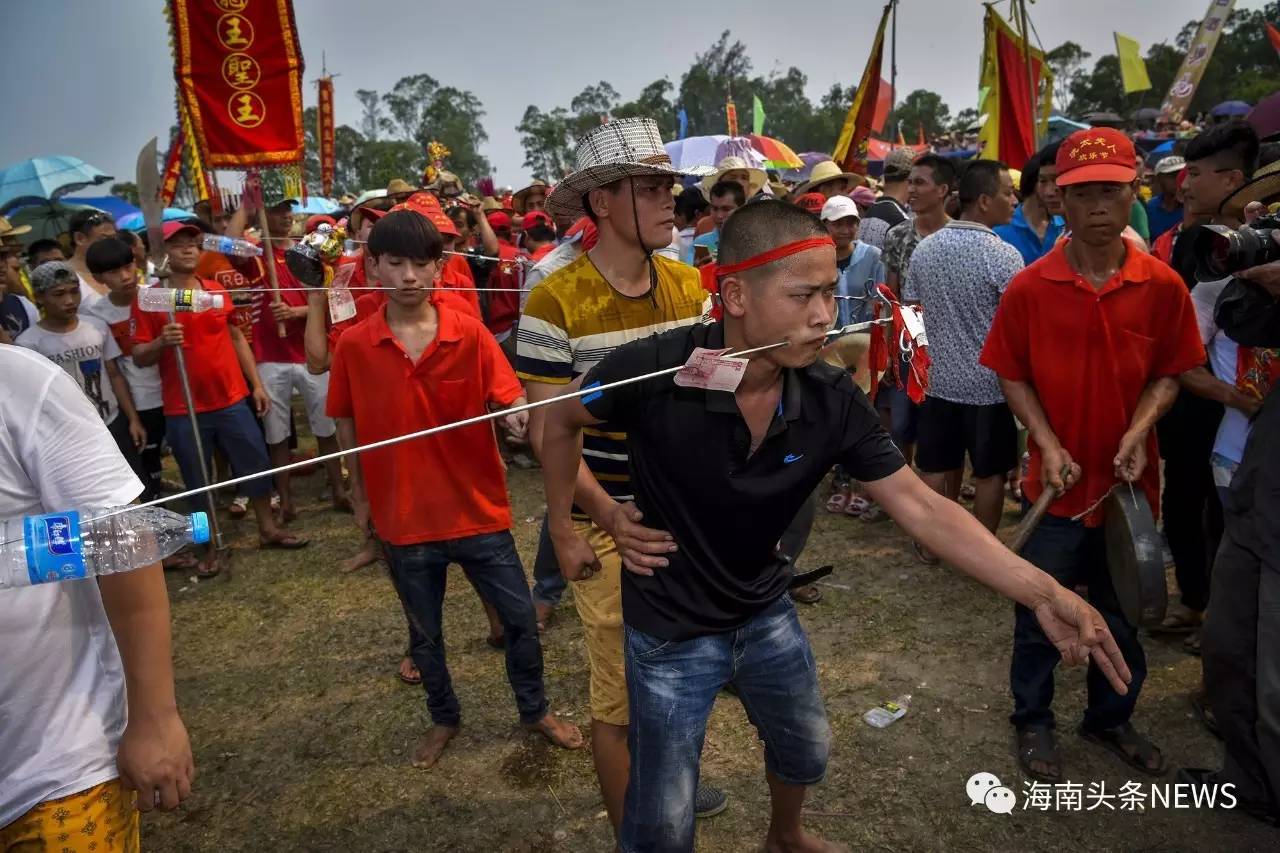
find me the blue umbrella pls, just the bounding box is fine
[73,195,141,222]
[116,208,197,231]
[1211,100,1251,118]
[293,196,340,215]
[0,156,113,213]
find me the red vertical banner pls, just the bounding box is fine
[317,76,335,197]
[160,127,185,205]
[169,0,305,167]
[726,99,739,137]
[832,3,891,175]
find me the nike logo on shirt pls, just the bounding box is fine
[783,453,804,464]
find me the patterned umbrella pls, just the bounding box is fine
[663,135,730,170]
[748,134,805,170]
[781,152,833,184]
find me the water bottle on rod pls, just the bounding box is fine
[201,233,263,258]
[0,507,210,590]
[137,288,225,313]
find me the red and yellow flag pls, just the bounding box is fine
[169,0,306,167]
[1267,21,1280,60]
[977,7,1052,169]
[726,98,739,137]
[159,126,185,206]
[833,3,892,175]
[317,76,335,196]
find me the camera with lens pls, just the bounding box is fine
[1189,214,1280,281]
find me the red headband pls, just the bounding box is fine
[715,236,835,279]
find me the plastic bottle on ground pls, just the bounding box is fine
[0,507,210,590]
[863,694,912,728]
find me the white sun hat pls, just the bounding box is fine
[546,118,716,218]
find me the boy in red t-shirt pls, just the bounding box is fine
[326,209,582,768]
[133,223,307,576]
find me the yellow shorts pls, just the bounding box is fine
[571,520,628,726]
[0,779,139,853]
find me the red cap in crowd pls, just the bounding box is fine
[521,210,554,231]
[794,192,826,215]
[1055,128,1137,187]
[305,214,337,234]
[392,192,460,237]
[162,221,202,241]
[487,211,513,231]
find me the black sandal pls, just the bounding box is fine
[1015,725,1063,783]
[1188,693,1221,740]
[1079,722,1167,776]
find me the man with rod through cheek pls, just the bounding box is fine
[541,200,1132,853]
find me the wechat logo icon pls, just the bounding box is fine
[967,771,1017,814]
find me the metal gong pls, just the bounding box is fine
[1104,487,1167,629]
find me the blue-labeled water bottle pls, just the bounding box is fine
[201,233,263,258]
[0,507,209,590]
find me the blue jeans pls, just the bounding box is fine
[166,398,273,501]
[530,514,566,608]
[384,531,547,727]
[1010,512,1147,732]
[621,595,830,852]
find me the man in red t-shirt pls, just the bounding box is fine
[133,223,308,576]
[980,129,1206,783]
[248,197,348,521]
[326,209,582,768]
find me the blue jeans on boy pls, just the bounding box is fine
[620,594,830,852]
[384,531,547,727]
[1010,512,1147,733]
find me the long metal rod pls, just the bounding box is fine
[890,0,898,143]
[168,310,224,550]
[1018,0,1039,149]
[219,286,879,300]
[80,339,796,527]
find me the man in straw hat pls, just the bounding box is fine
[540,198,1133,852]
[791,159,865,202]
[700,155,767,204]
[514,178,550,215]
[515,117,730,834]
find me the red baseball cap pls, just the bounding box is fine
[392,192,460,237]
[1055,128,1137,187]
[162,220,202,241]
[522,210,553,231]
[305,214,337,234]
[794,192,826,214]
[487,211,512,231]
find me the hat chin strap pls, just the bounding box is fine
[628,176,659,307]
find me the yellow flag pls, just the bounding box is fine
[1114,32,1151,94]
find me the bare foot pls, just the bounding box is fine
[411,725,459,769]
[534,602,553,632]
[340,541,381,574]
[523,713,583,750]
[764,830,849,853]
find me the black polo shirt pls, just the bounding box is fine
[581,322,905,641]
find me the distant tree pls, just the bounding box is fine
[354,89,384,142]
[378,74,492,185]
[110,182,139,206]
[1045,41,1092,112]
[302,106,365,196]
[951,108,980,133]
[887,89,952,140]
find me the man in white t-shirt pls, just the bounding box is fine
[0,346,193,848]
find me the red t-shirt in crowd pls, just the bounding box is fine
[980,241,1206,526]
[326,302,523,545]
[250,245,308,364]
[196,250,261,344]
[484,241,522,337]
[131,279,249,417]
[441,254,482,317]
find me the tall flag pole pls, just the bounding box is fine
[1160,0,1238,123]
[833,2,892,175]
[977,5,1053,169]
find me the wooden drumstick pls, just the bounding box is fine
[1006,466,1070,555]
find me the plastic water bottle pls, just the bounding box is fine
[202,233,263,258]
[137,287,225,313]
[0,507,209,590]
[863,694,911,728]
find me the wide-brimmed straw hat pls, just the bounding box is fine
[792,160,866,196]
[1219,159,1280,222]
[514,179,549,214]
[700,156,767,198]
[546,118,715,218]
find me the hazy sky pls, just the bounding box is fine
[0,0,1266,195]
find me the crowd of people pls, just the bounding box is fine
[2,110,1280,852]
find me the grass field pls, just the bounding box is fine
[143,453,1276,852]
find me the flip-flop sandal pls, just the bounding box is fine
[195,559,222,580]
[259,534,310,550]
[1152,611,1202,635]
[1189,692,1221,740]
[1183,631,1202,656]
[227,500,248,520]
[845,495,872,517]
[959,483,977,501]
[1079,723,1167,776]
[164,551,201,572]
[860,503,890,524]
[397,656,422,685]
[1016,725,1063,783]
[825,491,850,514]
